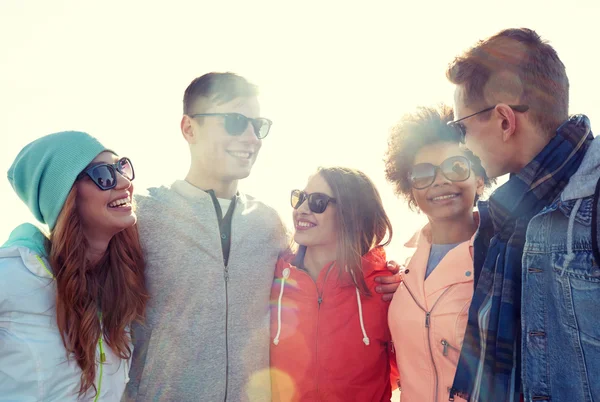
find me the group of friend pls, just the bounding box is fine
[1,27,600,402]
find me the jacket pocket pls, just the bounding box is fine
[553,251,600,339]
[552,250,600,398]
[440,338,460,365]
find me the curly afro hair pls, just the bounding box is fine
[384,104,494,210]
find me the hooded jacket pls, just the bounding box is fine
[0,223,130,401]
[269,247,393,402]
[521,134,600,401]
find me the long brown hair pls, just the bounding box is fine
[46,187,148,396]
[312,167,393,296]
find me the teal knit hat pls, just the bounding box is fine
[8,131,110,231]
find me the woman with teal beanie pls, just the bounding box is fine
[0,131,148,401]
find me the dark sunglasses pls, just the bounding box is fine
[447,104,529,143]
[290,189,336,214]
[410,156,471,190]
[190,113,272,139]
[77,157,135,190]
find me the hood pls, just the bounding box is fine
[0,223,54,279]
[272,247,385,348]
[562,135,600,201]
[360,246,388,274]
[275,246,387,277]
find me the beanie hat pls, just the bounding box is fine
[7,131,110,231]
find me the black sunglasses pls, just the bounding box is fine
[77,157,135,191]
[290,189,336,214]
[410,156,471,190]
[447,104,529,143]
[190,113,272,139]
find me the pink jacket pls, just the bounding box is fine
[388,220,476,402]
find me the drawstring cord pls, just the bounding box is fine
[273,267,290,345]
[560,198,582,275]
[355,287,370,346]
[273,266,371,346]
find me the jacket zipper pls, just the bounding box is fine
[95,315,105,402]
[296,263,335,400]
[316,264,335,400]
[403,282,455,402]
[441,339,460,357]
[224,265,230,402]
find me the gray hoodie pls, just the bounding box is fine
[123,180,287,402]
[561,134,600,201]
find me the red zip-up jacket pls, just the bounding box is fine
[269,247,393,402]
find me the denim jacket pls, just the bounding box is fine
[521,135,600,402]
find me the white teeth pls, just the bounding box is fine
[108,197,130,208]
[228,151,251,159]
[432,194,459,201]
[297,221,315,228]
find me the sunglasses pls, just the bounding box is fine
[190,113,272,139]
[290,189,336,214]
[410,156,471,190]
[78,157,135,191]
[447,104,529,143]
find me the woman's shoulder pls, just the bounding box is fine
[0,247,55,309]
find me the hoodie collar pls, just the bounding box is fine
[1,223,54,279]
[562,134,600,201]
[280,246,388,287]
[171,180,245,204]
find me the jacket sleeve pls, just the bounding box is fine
[0,258,40,402]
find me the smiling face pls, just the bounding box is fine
[75,151,136,241]
[292,173,338,250]
[411,142,484,222]
[185,96,263,186]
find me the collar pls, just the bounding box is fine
[487,114,593,233]
[404,211,480,248]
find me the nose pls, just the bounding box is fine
[239,121,261,144]
[114,170,133,190]
[296,197,311,214]
[431,167,451,187]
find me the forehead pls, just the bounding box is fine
[304,173,334,196]
[413,142,465,165]
[204,96,260,117]
[90,151,119,165]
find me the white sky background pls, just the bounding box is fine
[1,0,599,257]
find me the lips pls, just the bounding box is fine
[295,220,316,230]
[429,193,460,202]
[108,194,131,209]
[227,150,253,159]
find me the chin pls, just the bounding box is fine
[293,233,312,247]
[430,207,468,221]
[111,215,137,234]
[225,167,253,181]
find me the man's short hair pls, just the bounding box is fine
[446,28,568,135]
[183,72,258,115]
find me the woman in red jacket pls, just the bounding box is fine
[270,166,394,402]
